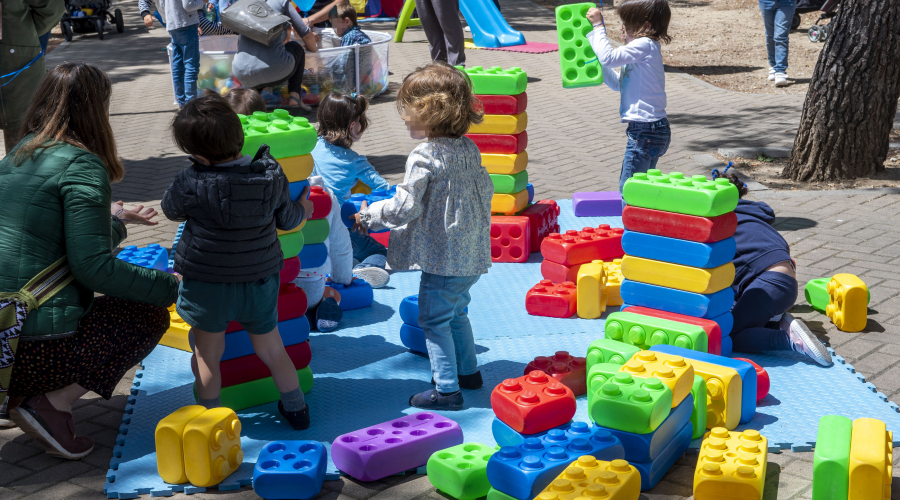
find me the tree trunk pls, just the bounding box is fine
[783,0,900,182]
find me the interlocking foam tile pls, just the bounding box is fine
[106,200,900,498]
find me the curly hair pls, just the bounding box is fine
[396,61,484,139]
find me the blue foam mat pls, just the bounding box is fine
[104,200,900,498]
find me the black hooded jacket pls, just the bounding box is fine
[732,199,792,298]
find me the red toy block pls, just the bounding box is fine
[622,305,722,355]
[490,216,531,263]
[309,186,333,219]
[475,92,527,115]
[540,260,582,283]
[466,131,528,154]
[225,283,307,333]
[524,351,588,396]
[370,231,390,248]
[280,256,301,284]
[221,341,312,387]
[490,370,577,434]
[519,199,560,252]
[525,280,577,318]
[540,225,624,266]
[733,358,770,402]
[621,206,737,243]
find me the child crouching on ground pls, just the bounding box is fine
[161,93,316,429]
[352,62,494,410]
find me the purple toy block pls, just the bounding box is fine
[331,412,463,481]
[573,192,623,217]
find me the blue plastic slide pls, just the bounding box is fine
[459,0,525,48]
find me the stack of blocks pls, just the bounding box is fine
[812,415,892,500]
[693,428,769,500]
[155,406,244,488]
[398,295,428,353]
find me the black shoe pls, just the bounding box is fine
[316,297,343,333]
[278,401,310,430]
[409,389,463,411]
[430,370,483,390]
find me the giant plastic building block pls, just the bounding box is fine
[622,306,723,355]
[585,338,641,370]
[487,488,518,500]
[593,393,693,464]
[520,200,560,253]
[491,171,529,194]
[241,110,317,158]
[541,226,625,266]
[693,428,768,500]
[576,261,606,319]
[527,183,534,204]
[155,405,208,484]
[276,218,306,237]
[491,371,577,434]
[556,3,603,89]
[468,112,528,135]
[491,216,531,263]
[290,178,311,201]
[475,92,527,115]
[691,374,708,439]
[604,260,624,306]
[632,421,692,490]
[525,352,588,396]
[466,131,528,154]
[399,323,427,353]
[340,189,396,232]
[542,260,583,285]
[222,316,310,361]
[573,192,623,217]
[331,412,464,481]
[199,366,313,411]
[307,186,333,219]
[619,350,695,407]
[221,341,311,388]
[806,277,870,312]
[160,306,192,352]
[298,243,327,269]
[586,363,622,409]
[491,418,574,448]
[526,280,577,318]
[427,443,496,500]
[300,217,330,246]
[826,274,869,332]
[280,256,301,284]
[621,256,735,295]
[492,190,530,215]
[399,294,467,327]
[588,373,673,434]
[277,229,304,259]
[117,244,169,271]
[620,280,734,319]
[812,415,851,500]
[253,441,327,500]
[458,66,527,95]
[370,231,390,248]
[279,154,314,183]
[534,457,640,500]
[183,407,244,487]
[622,171,739,218]
[621,206,737,243]
[224,282,307,333]
[848,418,892,500]
[329,279,374,311]
[622,231,736,269]
[733,358,769,402]
[604,312,708,353]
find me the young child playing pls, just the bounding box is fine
[139,0,205,107]
[161,93,316,429]
[352,62,494,410]
[224,88,267,115]
[586,0,672,193]
[329,4,371,46]
[725,173,832,366]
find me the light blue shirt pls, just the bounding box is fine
[310,137,389,201]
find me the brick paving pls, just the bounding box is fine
[0,0,898,498]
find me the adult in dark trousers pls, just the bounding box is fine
[414,0,466,66]
[0,0,64,155]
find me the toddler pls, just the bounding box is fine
[329,4,371,47]
[587,0,672,193]
[161,93,315,429]
[224,88,266,115]
[352,62,493,410]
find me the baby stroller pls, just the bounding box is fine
[60,0,124,41]
[790,0,840,42]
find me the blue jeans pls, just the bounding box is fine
[730,271,797,353]
[170,26,199,107]
[760,2,795,73]
[418,272,480,393]
[349,230,387,269]
[618,118,672,193]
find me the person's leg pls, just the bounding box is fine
[183,26,201,102]
[283,41,307,99]
[432,0,465,66]
[411,272,465,409]
[448,275,480,379]
[170,28,188,107]
[730,271,798,352]
[644,118,672,171]
[349,230,390,287]
[415,0,448,62]
[618,123,652,193]
[248,329,301,395]
[772,4,794,74]
[760,7,777,70]
[192,328,226,407]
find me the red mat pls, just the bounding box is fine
[481,41,559,54]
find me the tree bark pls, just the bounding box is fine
[783,0,900,182]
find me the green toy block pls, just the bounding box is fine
[301,218,330,245]
[240,109,317,159]
[690,374,707,439]
[812,415,852,500]
[487,488,518,500]
[455,66,527,95]
[588,372,672,434]
[490,171,529,195]
[586,362,622,409]
[277,230,304,259]
[427,443,496,500]
[555,3,603,89]
[193,366,313,411]
[805,277,870,312]
[604,312,708,352]
[622,170,740,217]
[585,338,641,370]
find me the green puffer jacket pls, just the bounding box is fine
[0,137,179,339]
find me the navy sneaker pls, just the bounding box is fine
[316,297,343,332]
[278,401,310,430]
[409,389,463,411]
[430,371,483,390]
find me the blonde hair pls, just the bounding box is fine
[396,61,483,139]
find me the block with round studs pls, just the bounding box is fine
[534,457,641,499]
[693,428,768,500]
[619,351,695,407]
[587,373,673,435]
[490,371,577,434]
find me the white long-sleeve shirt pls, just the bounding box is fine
[587,27,667,123]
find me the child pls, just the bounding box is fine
[139,0,205,107]
[224,88,266,115]
[328,4,371,47]
[311,92,391,288]
[161,93,316,429]
[725,173,831,366]
[352,62,493,410]
[586,0,672,193]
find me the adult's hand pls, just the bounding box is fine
[143,14,154,27]
[112,201,160,225]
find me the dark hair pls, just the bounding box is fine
[396,61,483,139]
[328,3,358,25]
[316,92,369,149]
[223,88,267,115]
[172,93,244,163]
[617,0,672,44]
[727,173,749,198]
[16,62,124,182]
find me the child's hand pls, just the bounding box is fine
[143,14,154,27]
[351,201,369,235]
[586,7,604,26]
[298,187,314,218]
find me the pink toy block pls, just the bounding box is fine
[572,192,623,217]
[491,216,531,263]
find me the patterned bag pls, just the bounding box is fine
[0,257,74,393]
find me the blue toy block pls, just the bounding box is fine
[621,231,736,269]
[399,323,426,353]
[253,441,327,500]
[329,278,374,311]
[622,303,733,336]
[399,295,468,328]
[650,344,757,425]
[170,222,186,269]
[339,189,396,233]
[222,316,310,361]
[526,183,534,204]
[117,244,169,271]
[299,243,327,270]
[491,417,573,448]
[721,335,733,357]
[631,421,692,491]
[591,394,693,463]
[486,433,624,500]
[620,280,734,318]
[289,180,311,202]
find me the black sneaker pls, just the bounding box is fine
[0,398,16,428]
[316,297,343,333]
[409,389,463,411]
[430,370,484,390]
[278,401,310,430]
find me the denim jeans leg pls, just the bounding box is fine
[618,126,650,193]
[760,8,777,69]
[182,27,200,103]
[170,32,186,106]
[773,5,794,73]
[449,275,479,377]
[418,273,480,393]
[730,272,798,352]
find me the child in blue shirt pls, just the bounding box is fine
[329,4,371,46]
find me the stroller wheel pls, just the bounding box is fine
[791,13,801,30]
[94,18,105,40]
[61,20,73,42]
[114,9,124,33]
[820,24,830,41]
[808,25,822,42]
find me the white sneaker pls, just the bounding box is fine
[767,68,776,81]
[354,266,390,288]
[780,313,832,366]
[774,72,788,87]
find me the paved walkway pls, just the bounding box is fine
[0,1,898,499]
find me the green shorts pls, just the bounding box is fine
[176,273,280,334]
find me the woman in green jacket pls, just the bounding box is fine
[0,62,179,460]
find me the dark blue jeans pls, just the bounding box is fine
[349,230,387,269]
[618,118,672,193]
[730,271,797,353]
[169,26,200,107]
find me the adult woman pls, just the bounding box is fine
[0,63,179,459]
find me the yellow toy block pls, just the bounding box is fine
[279,154,314,183]
[689,359,742,430]
[468,112,528,135]
[155,405,208,484]
[621,256,735,294]
[491,189,529,215]
[694,428,768,500]
[577,261,607,319]
[534,456,641,500]
[603,259,623,306]
[160,305,192,352]
[849,418,890,500]
[276,219,307,236]
[183,407,244,487]
[826,274,869,332]
[482,151,528,175]
[619,351,694,407]
[351,180,372,195]
[886,431,893,500]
